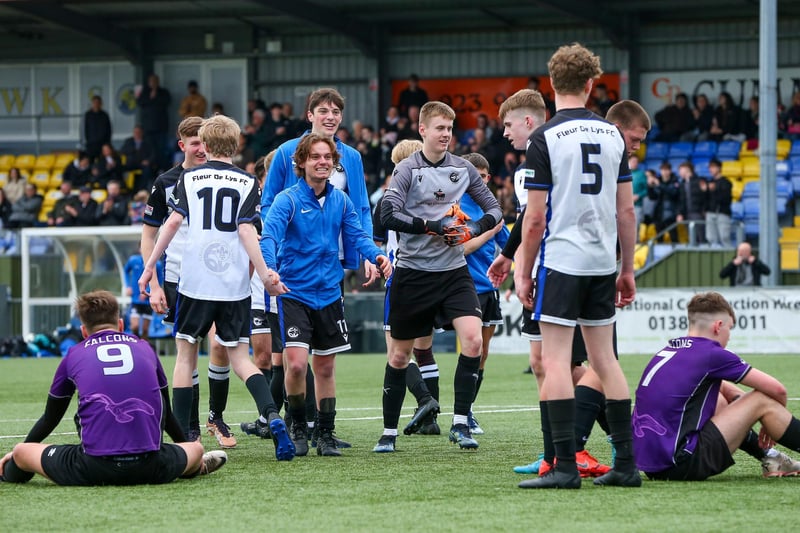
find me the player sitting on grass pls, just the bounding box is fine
[0,290,226,486]
[634,291,800,481]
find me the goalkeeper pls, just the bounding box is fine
[372,101,502,454]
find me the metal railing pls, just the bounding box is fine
[635,219,745,271]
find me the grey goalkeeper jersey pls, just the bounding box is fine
[383,151,502,272]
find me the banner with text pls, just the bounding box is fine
[491,287,800,356]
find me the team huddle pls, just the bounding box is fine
[4,42,800,489]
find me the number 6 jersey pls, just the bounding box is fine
[524,108,630,276]
[169,160,261,301]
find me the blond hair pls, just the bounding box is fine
[420,101,456,125]
[390,139,423,164]
[606,100,652,132]
[548,43,603,95]
[199,115,240,157]
[498,89,546,123]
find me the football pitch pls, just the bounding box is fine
[2,351,800,532]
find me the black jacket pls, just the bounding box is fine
[720,257,770,286]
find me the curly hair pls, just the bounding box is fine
[548,43,603,96]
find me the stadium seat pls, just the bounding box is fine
[730,201,744,221]
[741,157,760,178]
[790,140,800,157]
[792,176,800,197]
[730,178,744,202]
[29,170,51,191]
[90,189,107,203]
[720,160,743,179]
[13,153,35,171]
[667,157,686,171]
[692,141,718,159]
[634,244,649,270]
[54,152,75,170]
[643,142,669,161]
[643,159,664,173]
[776,160,791,178]
[668,142,693,159]
[693,160,711,178]
[790,156,800,172]
[742,197,760,218]
[0,171,7,188]
[777,179,793,199]
[777,196,789,216]
[34,153,55,171]
[716,140,741,161]
[49,170,63,188]
[741,180,760,200]
[0,154,14,171]
[739,140,758,159]
[777,139,791,160]
[780,246,799,270]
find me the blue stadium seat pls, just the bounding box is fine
[668,142,693,159]
[790,140,800,157]
[742,197,759,218]
[692,141,718,159]
[740,181,760,200]
[744,220,759,237]
[790,156,800,172]
[644,142,669,161]
[777,179,793,199]
[776,160,791,178]
[792,175,800,196]
[717,140,742,161]
[693,160,711,178]
[643,159,665,173]
[730,201,744,221]
[668,157,687,171]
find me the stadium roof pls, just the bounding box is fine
[0,0,797,60]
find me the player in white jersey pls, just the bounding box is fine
[515,43,639,489]
[139,115,295,462]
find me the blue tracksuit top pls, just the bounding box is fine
[460,194,509,295]
[261,131,372,270]
[124,254,164,305]
[261,179,384,310]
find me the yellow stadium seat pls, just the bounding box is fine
[730,179,744,202]
[739,141,758,159]
[741,157,760,178]
[44,189,64,204]
[18,169,30,180]
[49,170,63,188]
[634,244,649,270]
[0,171,7,188]
[0,154,14,171]
[91,189,107,203]
[34,153,55,170]
[721,160,742,179]
[29,170,51,190]
[54,152,76,170]
[13,153,35,170]
[780,246,800,270]
[777,139,791,160]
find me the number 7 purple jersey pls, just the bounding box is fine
[632,336,751,473]
[49,330,168,456]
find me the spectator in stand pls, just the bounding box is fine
[83,95,112,162]
[784,92,800,139]
[136,74,171,170]
[720,242,770,286]
[692,93,714,141]
[244,108,269,159]
[647,161,682,243]
[232,132,255,171]
[708,91,743,142]
[120,125,156,193]
[96,179,130,226]
[704,159,733,247]
[358,125,382,195]
[497,151,519,183]
[336,127,356,148]
[282,102,306,138]
[91,143,122,188]
[383,106,400,134]
[264,103,290,153]
[592,83,615,117]
[0,188,12,228]
[397,74,429,119]
[247,98,266,124]
[128,189,150,225]
[527,76,556,118]
[211,102,224,116]
[178,80,207,119]
[65,186,98,227]
[7,183,42,229]
[630,154,647,239]
[742,96,759,142]
[4,167,26,204]
[47,181,79,227]
[62,153,92,188]
[676,161,707,245]
[654,92,695,142]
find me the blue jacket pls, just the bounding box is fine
[261,179,384,310]
[261,131,372,270]
[460,194,509,295]
[124,254,164,305]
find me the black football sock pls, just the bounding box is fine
[541,401,555,465]
[414,347,440,402]
[740,429,767,460]
[596,402,610,436]
[1,457,34,483]
[548,398,577,473]
[574,385,605,452]
[606,399,636,472]
[776,417,800,452]
[261,367,273,385]
[382,364,407,430]
[270,364,285,414]
[318,397,336,431]
[189,371,200,431]
[473,368,484,403]
[453,354,480,417]
[208,363,230,420]
[287,393,307,427]
[406,362,433,405]
[172,386,193,434]
[245,374,277,418]
[305,363,317,427]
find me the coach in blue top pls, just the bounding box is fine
[262,88,375,278]
[261,133,391,457]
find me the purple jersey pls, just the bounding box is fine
[632,336,751,473]
[49,330,167,456]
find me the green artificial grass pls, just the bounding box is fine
[2,352,800,532]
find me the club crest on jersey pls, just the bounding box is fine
[335,163,344,173]
[577,209,603,243]
[433,189,445,201]
[449,171,460,183]
[203,242,232,273]
[287,326,300,338]
[416,174,423,183]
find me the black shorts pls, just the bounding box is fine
[644,421,735,481]
[278,297,350,356]
[163,281,178,326]
[129,303,153,320]
[251,308,270,335]
[174,293,250,347]
[267,312,283,352]
[40,443,187,486]
[533,267,616,327]
[570,323,619,363]
[389,266,481,340]
[478,290,503,327]
[521,308,541,341]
